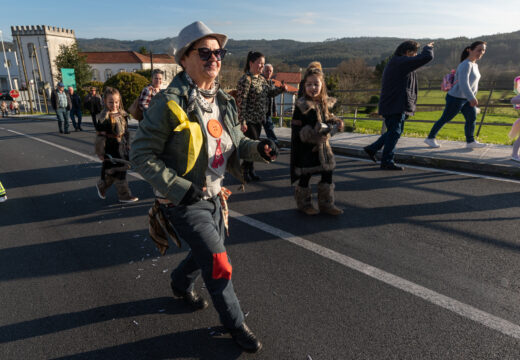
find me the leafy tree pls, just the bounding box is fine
[138,46,149,55]
[54,42,92,90]
[103,72,149,110]
[374,55,392,81]
[135,69,152,80]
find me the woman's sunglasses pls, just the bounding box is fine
[192,47,227,61]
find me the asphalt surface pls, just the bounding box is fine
[1,116,520,359]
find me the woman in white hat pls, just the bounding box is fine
[131,21,277,353]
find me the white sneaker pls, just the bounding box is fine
[0,195,6,202]
[424,138,440,148]
[511,156,520,162]
[466,141,486,149]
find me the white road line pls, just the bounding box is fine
[230,209,520,340]
[4,128,145,180]
[335,153,520,184]
[5,127,520,339]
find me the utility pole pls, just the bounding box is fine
[32,43,48,113]
[15,34,34,113]
[150,50,153,72]
[0,30,13,90]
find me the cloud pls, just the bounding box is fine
[291,12,317,25]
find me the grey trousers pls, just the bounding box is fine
[165,197,245,329]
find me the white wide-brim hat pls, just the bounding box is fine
[175,21,228,64]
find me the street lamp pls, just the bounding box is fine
[0,30,13,91]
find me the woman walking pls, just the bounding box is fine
[236,51,286,182]
[425,41,487,148]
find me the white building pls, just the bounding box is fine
[0,50,20,92]
[81,51,182,84]
[10,25,76,90]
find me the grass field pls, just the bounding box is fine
[279,89,520,145]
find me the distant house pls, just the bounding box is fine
[80,51,182,84]
[272,71,301,115]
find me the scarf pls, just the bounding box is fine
[185,72,220,113]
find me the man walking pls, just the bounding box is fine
[84,87,103,129]
[68,86,83,131]
[261,63,279,144]
[50,82,72,134]
[364,41,434,170]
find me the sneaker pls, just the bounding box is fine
[424,138,440,148]
[511,156,520,162]
[229,323,262,353]
[119,196,138,203]
[96,183,106,200]
[0,195,7,202]
[380,163,403,171]
[466,141,486,149]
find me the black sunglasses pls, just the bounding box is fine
[192,47,227,61]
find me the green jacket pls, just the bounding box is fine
[130,72,265,205]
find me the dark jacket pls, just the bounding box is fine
[378,45,433,116]
[95,110,130,171]
[290,97,339,184]
[262,75,277,117]
[130,72,265,205]
[70,92,82,110]
[84,93,103,115]
[51,90,72,111]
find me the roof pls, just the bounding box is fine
[80,51,176,64]
[273,72,301,84]
[271,79,298,93]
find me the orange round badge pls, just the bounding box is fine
[207,119,223,138]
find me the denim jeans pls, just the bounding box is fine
[428,94,477,143]
[70,108,82,129]
[55,108,69,132]
[165,198,244,330]
[263,116,278,142]
[366,112,407,165]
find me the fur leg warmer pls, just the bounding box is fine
[317,183,343,215]
[294,186,319,215]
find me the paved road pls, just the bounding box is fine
[1,117,520,359]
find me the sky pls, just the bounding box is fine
[1,0,519,43]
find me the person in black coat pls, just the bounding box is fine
[68,86,83,131]
[364,41,434,170]
[84,87,103,129]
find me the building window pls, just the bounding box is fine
[118,68,125,73]
[27,43,35,57]
[92,69,100,81]
[105,69,112,80]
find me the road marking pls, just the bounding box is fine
[229,209,520,340]
[3,128,145,180]
[5,126,520,339]
[335,154,520,184]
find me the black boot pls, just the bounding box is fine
[242,163,251,183]
[248,167,260,181]
[229,323,262,353]
[170,282,208,311]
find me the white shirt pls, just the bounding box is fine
[201,98,235,198]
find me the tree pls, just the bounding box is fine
[374,55,392,81]
[54,42,92,90]
[103,72,149,110]
[138,46,149,55]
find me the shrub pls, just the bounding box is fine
[365,95,379,114]
[103,72,149,110]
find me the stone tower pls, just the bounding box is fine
[10,25,76,90]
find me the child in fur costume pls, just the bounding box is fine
[290,62,344,215]
[95,87,138,203]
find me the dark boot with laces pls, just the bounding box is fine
[170,282,208,311]
[229,322,262,353]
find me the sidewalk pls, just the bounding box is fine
[272,127,520,179]
[13,114,520,179]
